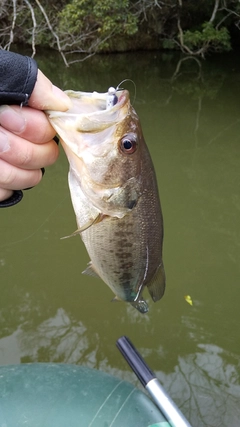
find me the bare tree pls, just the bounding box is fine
[0,0,240,64]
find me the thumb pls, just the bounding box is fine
[28,70,72,111]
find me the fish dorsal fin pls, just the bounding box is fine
[60,213,102,240]
[147,263,166,302]
[82,262,100,278]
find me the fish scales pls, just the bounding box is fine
[82,175,162,304]
[47,88,165,313]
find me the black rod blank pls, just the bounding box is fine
[116,336,192,427]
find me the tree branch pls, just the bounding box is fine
[34,0,69,66]
[6,0,17,51]
[23,0,37,57]
[209,0,220,23]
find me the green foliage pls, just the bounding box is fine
[183,22,231,53]
[162,39,176,50]
[0,0,239,58]
[58,0,138,51]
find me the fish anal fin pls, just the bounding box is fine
[82,262,100,279]
[147,263,166,302]
[60,213,102,240]
[111,296,122,303]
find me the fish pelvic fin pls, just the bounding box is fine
[60,213,102,240]
[147,263,166,302]
[82,262,100,279]
[131,299,149,314]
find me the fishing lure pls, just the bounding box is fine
[106,79,136,110]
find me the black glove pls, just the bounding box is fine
[0,50,38,106]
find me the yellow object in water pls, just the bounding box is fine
[184,295,193,306]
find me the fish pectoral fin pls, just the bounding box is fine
[60,214,102,240]
[82,262,100,279]
[147,263,166,302]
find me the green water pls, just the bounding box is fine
[1,50,240,426]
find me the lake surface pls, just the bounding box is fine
[1,49,240,426]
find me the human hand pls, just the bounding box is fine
[0,70,71,204]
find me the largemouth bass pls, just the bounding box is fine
[47,87,165,313]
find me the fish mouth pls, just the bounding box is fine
[47,89,129,120]
[65,89,129,114]
[47,89,130,128]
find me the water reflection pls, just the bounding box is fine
[0,304,240,426]
[157,344,240,427]
[1,50,240,426]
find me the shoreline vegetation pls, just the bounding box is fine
[1,0,240,66]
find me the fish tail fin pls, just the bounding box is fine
[131,299,149,314]
[147,263,166,302]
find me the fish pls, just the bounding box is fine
[46,87,165,313]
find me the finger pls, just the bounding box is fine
[0,105,56,144]
[28,70,72,111]
[0,159,42,190]
[0,188,13,202]
[0,129,59,169]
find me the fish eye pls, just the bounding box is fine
[120,134,137,154]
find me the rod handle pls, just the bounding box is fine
[116,335,155,387]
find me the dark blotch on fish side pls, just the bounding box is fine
[120,262,134,269]
[119,252,132,259]
[114,231,126,237]
[120,273,133,281]
[120,241,133,248]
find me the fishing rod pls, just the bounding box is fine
[116,336,192,427]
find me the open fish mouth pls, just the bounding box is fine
[47,88,132,165]
[47,88,129,132]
